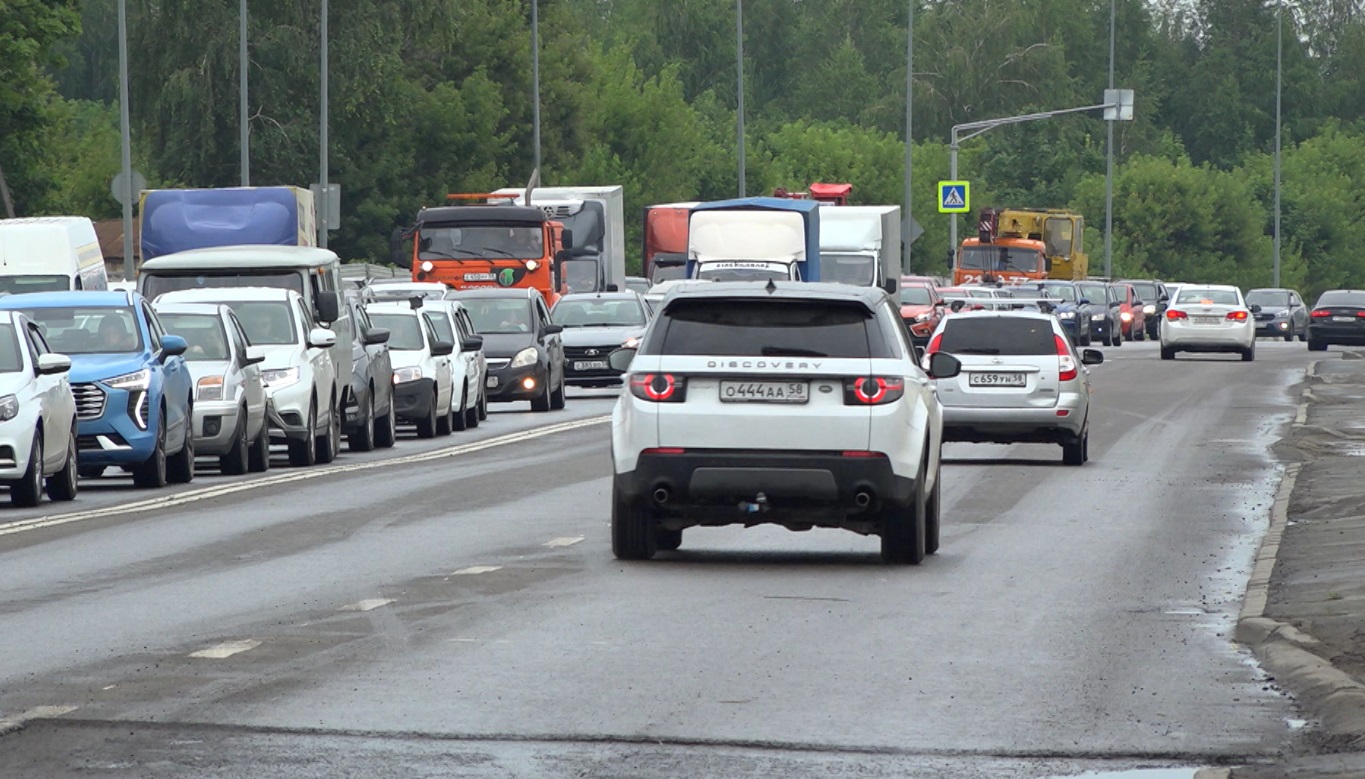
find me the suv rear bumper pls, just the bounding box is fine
[615,449,915,526]
[942,403,1086,444]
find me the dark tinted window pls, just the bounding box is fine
[939,317,1057,355]
[1316,291,1365,307]
[650,299,889,358]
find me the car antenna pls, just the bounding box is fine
[764,278,777,294]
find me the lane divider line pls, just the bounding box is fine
[188,639,262,659]
[339,599,394,612]
[450,566,502,576]
[0,415,610,539]
[545,536,584,548]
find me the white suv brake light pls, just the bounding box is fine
[1055,335,1078,381]
[628,373,687,403]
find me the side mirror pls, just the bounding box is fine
[1078,298,1091,305]
[927,352,961,380]
[1043,257,1053,273]
[461,335,484,352]
[160,334,189,359]
[608,347,636,372]
[430,340,455,357]
[1159,295,1170,303]
[1081,348,1104,365]
[363,327,390,346]
[882,278,899,294]
[543,323,564,336]
[1250,303,1263,314]
[560,229,574,250]
[36,353,72,375]
[1132,299,1144,307]
[555,250,572,263]
[606,284,619,292]
[316,291,341,324]
[308,327,337,349]
[1110,300,1122,308]
[932,299,946,307]
[243,346,266,365]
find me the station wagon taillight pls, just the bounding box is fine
[1055,335,1078,382]
[628,373,686,403]
[843,376,905,406]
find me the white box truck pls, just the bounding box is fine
[0,216,108,293]
[818,205,902,288]
[491,186,625,294]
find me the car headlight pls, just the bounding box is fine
[1057,311,1076,319]
[526,260,540,271]
[1143,304,1156,314]
[197,376,225,401]
[622,336,641,349]
[103,368,151,391]
[260,367,301,390]
[0,394,18,422]
[1273,310,1288,318]
[914,311,934,322]
[1120,311,1133,322]
[1091,314,1106,321]
[510,347,538,368]
[393,366,423,384]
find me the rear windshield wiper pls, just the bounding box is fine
[760,346,828,357]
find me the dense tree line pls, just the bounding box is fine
[3,0,1365,297]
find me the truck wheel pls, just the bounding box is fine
[46,427,79,502]
[132,421,168,488]
[611,485,657,561]
[881,458,927,565]
[287,402,318,467]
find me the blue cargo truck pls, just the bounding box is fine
[685,198,821,282]
[138,186,317,261]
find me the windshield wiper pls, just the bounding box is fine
[954,347,1001,354]
[472,246,514,258]
[760,346,828,357]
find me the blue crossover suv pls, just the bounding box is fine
[0,291,195,488]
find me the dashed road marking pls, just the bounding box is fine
[450,565,502,576]
[0,415,610,539]
[545,536,584,547]
[339,598,394,612]
[189,639,262,659]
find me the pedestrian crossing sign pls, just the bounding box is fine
[938,181,970,213]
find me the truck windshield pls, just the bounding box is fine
[368,313,424,350]
[959,246,1042,273]
[0,324,22,371]
[0,275,69,294]
[19,306,144,355]
[821,254,877,286]
[418,225,544,260]
[650,264,686,284]
[562,259,600,293]
[142,272,304,301]
[157,313,231,361]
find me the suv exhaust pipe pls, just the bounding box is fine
[652,486,672,505]
[854,489,874,508]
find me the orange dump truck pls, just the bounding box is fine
[953,208,1088,285]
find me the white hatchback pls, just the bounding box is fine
[0,311,79,506]
[364,301,460,438]
[1160,284,1257,361]
[609,281,962,564]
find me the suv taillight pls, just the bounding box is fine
[1055,335,1078,382]
[844,377,906,406]
[628,373,686,403]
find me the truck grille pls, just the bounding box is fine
[71,383,107,420]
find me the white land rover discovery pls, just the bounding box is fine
[608,280,962,564]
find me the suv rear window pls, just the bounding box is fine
[651,299,891,358]
[938,317,1056,355]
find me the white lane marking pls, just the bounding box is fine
[189,639,262,659]
[450,638,479,642]
[339,598,394,612]
[0,705,80,733]
[450,565,502,576]
[102,685,116,691]
[0,415,610,539]
[545,536,584,547]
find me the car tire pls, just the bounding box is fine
[550,378,566,410]
[1078,330,1091,346]
[10,434,44,507]
[288,402,319,467]
[374,400,397,448]
[1298,327,1308,342]
[1112,327,1122,346]
[1063,426,1087,466]
[1134,326,1145,342]
[1308,338,1327,352]
[1160,345,1175,360]
[453,390,468,431]
[1101,332,1112,347]
[248,419,271,472]
[167,421,195,484]
[348,392,376,452]
[46,427,79,502]
[530,380,552,412]
[78,465,106,479]
[881,457,927,565]
[436,391,454,436]
[465,390,479,429]
[477,392,488,421]
[924,463,941,556]
[132,420,168,489]
[1283,331,1294,342]
[316,398,341,464]
[416,392,439,439]
[1242,344,1256,362]
[611,484,657,561]
[220,409,250,475]
[655,527,682,551]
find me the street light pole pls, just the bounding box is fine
[239,0,249,186]
[902,0,914,272]
[117,0,134,280]
[319,0,329,249]
[531,0,541,178]
[1104,0,1116,278]
[736,0,746,198]
[1273,0,1283,287]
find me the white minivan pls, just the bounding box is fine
[0,217,109,293]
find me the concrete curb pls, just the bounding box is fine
[1232,361,1365,750]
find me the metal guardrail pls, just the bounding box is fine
[340,262,403,280]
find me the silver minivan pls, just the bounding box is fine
[923,311,1104,465]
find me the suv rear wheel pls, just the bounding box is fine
[881,458,927,564]
[611,485,657,561]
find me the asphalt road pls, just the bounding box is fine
[0,343,1324,778]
